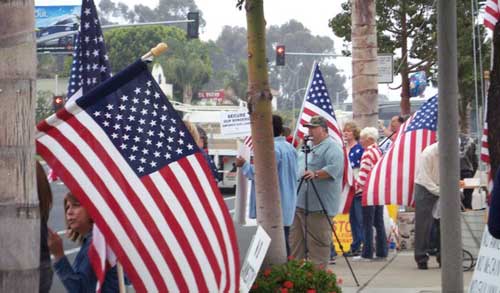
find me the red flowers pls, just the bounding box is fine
[263,268,272,277]
[307,289,317,293]
[283,280,294,289]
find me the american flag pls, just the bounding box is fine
[481,98,494,192]
[483,0,500,30]
[482,0,496,193]
[36,60,239,292]
[294,63,354,214]
[65,0,114,288]
[243,135,254,150]
[67,0,111,101]
[363,95,438,206]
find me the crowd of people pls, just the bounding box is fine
[38,112,499,292]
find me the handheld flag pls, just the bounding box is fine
[294,63,354,214]
[36,60,240,292]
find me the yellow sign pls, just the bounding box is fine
[332,214,353,253]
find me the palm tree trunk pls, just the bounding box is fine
[400,0,411,115]
[0,0,39,291]
[351,0,379,128]
[183,83,193,104]
[245,0,286,265]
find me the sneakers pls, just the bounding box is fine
[343,250,361,257]
[329,257,336,264]
[417,262,428,270]
[352,256,372,262]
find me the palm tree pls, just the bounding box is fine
[351,0,379,128]
[0,1,39,291]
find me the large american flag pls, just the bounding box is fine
[363,95,438,206]
[294,63,354,214]
[481,0,496,192]
[67,0,111,101]
[483,0,500,30]
[65,0,114,288]
[36,60,239,292]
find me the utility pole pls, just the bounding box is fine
[437,0,463,291]
[0,0,39,292]
[351,0,379,128]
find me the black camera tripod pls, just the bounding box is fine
[297,136,359,286]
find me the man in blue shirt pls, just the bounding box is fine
[235,115,298,256]
[290,115,344,266]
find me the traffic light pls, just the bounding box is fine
[276,45,285,66]
[52,95,65,111]
[187,12,199,39]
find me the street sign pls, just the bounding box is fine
[377,54,394,84]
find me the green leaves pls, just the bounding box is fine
[251,258,342,293]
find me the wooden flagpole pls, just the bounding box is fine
[141,42,169,61]
[117,263,126,293]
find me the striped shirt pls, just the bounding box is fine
[357,144,382,191]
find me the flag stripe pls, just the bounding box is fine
[159,164,225,291]
[142,174,215,292]
[35,139,152,292]
[483,0,500,30]
[175,158,230,289]
[188,154,239,292]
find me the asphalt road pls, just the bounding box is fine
[43,164,253,292]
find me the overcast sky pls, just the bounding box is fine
[35,0,428,100]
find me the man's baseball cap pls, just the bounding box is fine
[304,115,328,129]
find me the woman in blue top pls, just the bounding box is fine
[48,192,120,293]
[343,121,364,257]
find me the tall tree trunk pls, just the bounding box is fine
[351,0,379,128]
[487,22,500,175]
[0,0,39,291]
[245,0,286,265]
[458,95,471,135]
[183,83,193,104]
[400,0,411,115]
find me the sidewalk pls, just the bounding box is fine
[331,251,474,293]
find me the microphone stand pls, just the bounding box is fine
[296,136,360,286]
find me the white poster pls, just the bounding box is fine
[468,228,500,293]
[239,226,271,293]
[220,111,251,138]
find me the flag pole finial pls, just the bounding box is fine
[141,43,168,61]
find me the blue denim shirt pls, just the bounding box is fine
[53,232,120,293]
[296,137,344,216]
[241,136,299,226]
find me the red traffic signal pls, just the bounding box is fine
[276,45,285,66]
[52,95,65,111]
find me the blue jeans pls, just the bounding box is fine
[361,205,388,259]
[349,195,364,252]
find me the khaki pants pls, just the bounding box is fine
[289,208,332,266]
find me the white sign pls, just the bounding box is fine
[239,226,271,293]
[220,111,251,138]
[377,54,394,84]
[468,228,500,293]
